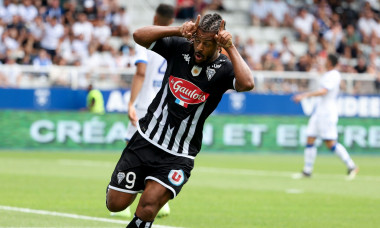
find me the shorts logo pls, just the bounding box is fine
[168,169,185,186]
[117,172,125,184]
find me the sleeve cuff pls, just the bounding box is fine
[135,60,148,65]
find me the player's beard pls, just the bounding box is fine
[194,51,214,66]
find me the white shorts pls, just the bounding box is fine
[306,114,338,140]
[125,108,147,141]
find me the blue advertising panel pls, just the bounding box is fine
[0,88,379,117]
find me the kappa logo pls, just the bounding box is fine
[206,67,216,81]
[117,172,125,184]
[168,169,185,186]
[182,54,190,64]
[169,76,209,108]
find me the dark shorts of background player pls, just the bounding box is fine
[108,132,194,199]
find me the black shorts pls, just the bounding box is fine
[108,133,194,198]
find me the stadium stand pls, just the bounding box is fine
[0,0,378,94]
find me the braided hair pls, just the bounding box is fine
[198,13,224,33]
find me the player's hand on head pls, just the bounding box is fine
[180,14,200,39]
[128,105,138,126]
[214,20,232,49]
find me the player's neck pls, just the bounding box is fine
[208,52,220,64]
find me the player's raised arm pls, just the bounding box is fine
[215,20,254,92]
[133,15,201,49]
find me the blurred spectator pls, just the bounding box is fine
[372,16,380,44]
[375,73,380,93]
[62,1,77,26]
[354,57,368,73]
[83,44,101,68]
[249,0,269,26]
[40,16,64,59]
[1,28,23,61]
[262,42,283,72]
[278,36,295,71]
[71,33,89,62]
[357,9,376,44]
[2,0,18,24]
[8,15,27,45]
[311,0,332,18]
[33,49,52,67]
[27,16,45,52]
[244,37,263,70]
[44,0,63,21]
[365,0,380,13]
[322,22,343,53]
[121,45,136,68]
[233,35,247,60]
[369,51,380,70]
[93,17,111,45]
[2,57,22,87]
[314,6,331,39]
[175,0,195,20]
[306,40,318,59]
[339,46,356,73]
[72,13,93,44]
[340,0,360,28]
[317,39,329,65]
[119,35,133,56]
[110,6,130,36]
[18,0,38,23]
[266,0,292,27]
[295,55,310,72]
[57,26,75,64]
[293,8,315,42]
[200,0,225,12]
[83,0,98,21]
[342,24,360,58]
[34,0,47,17]
[265,41,280,59]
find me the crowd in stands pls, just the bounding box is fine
[0,0,378,94]
[0,0,135,88]
[244,0,380,93]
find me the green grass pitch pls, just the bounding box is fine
[0,151,380,228]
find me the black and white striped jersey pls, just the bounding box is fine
[136,36,236,159]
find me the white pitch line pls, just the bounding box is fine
[196,167,380,182]
[0,206,182,228]
[285,189,304,194]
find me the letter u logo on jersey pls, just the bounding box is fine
[168,169,185,186]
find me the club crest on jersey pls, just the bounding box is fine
[191,65,202,76]
[169,76,210,108]
[117,172,125,184]
[182,54,190,64]
[168,169,185,186]
[206,67,216,81]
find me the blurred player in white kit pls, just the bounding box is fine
[292,53,359,180]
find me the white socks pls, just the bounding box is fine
[303,146,317,174]
[333,143,356,169]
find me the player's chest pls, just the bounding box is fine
[169,55,223,92]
